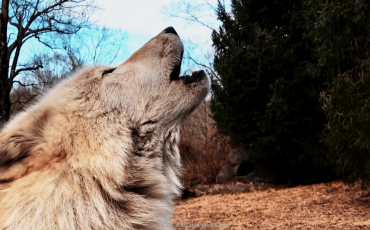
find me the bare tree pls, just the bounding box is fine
[0,0,95,124]
[10,51,79,115]
[70,25,128,65]
[11,25,128,115]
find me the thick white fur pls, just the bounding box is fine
[0,29,209,230]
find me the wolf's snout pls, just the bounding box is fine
[181,70,206,84]
[163,26,178,36]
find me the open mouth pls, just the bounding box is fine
[168,46,206,84]
[170,61,206,84]
[169,50,183,82]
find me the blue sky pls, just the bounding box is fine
[13,0,229,80]
[90,0,223,66]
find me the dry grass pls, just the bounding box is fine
[177,101,370,229]
[172,181,370,229]
[179,101,232,189]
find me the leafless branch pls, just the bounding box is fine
[163,0,218,34]
[14,64,43,76]
[188,55,220,81]
[12,81,38,87]
[204,0,217,12]
[11,89,40,114]
[173,14,216,32]
[34,34,54,49]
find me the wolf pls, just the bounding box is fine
[0,27,209,230]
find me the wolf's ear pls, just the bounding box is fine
[0,112,48,183]
[0,131,38,182]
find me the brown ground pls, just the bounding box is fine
[172,181,370,229]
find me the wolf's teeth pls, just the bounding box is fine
[190,68,195,74]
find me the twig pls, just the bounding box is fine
[188,56,220,81]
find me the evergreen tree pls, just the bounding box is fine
[305,0,370,182]
[211,0,334,183]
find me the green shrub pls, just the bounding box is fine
[211,0,334,184]
[305,0,370,182]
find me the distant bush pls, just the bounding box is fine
[179,101,231,189]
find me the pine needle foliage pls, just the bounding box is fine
[305,0,370,182]
[210,0,361,183]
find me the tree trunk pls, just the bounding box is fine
[0,0,10,124]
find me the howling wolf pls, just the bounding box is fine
[0,27,209,230]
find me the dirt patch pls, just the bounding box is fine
[173,181,370,229]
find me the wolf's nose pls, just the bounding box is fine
[163,26,178,35]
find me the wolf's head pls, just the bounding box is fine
[100,26,210,126]
[0,27,209,184]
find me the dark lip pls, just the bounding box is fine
[180,70,206,84]
[170,64,181,81]
[169,51,184,82]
